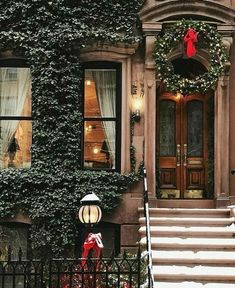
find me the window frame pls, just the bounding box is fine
[81,61,122,172]
[0,222,30,259]
[0,58,32,169]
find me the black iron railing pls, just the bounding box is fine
[143,167,154,288]
[0,247,143,288]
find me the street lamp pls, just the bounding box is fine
[77,193,102,226]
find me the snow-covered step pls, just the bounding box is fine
[139,225,235,237]
[153,265,235,281]
[139,216,234,226]
[138,208,230,218]
[140,236,235,249]
[152,250,235,264]
[154,281,235,288]
[139,207,235,286]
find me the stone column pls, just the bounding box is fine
[143,23,162,198]
[214,30,233,207]
[215,73,230,207]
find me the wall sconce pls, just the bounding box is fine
[131,81,144,122]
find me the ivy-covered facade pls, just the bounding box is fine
[0,0,145,257]
[1,0,235,259]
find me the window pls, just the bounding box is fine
[82,62,121,171]
[0,222,29,260]
[0,59,32,169]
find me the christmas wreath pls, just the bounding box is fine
[153,19,227,95]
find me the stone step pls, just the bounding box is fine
[139,225,235,238]
[153,281,235,288]
[139,208,235,287]
[151,250,235,265]
[153,265,235,281]
[138,207,230,218]
[139,216,234,226]
[140,236,235,250]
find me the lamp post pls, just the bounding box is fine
[77,193,104,265]
[77,193,102,227]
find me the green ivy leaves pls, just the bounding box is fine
[0,0,144,256]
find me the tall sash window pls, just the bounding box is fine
[83,62,121,171]
[0,60,32,169]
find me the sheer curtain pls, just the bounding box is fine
[0,68,31,168]
[91,70,116,168]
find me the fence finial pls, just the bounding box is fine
[18,247,23,261]
[7,245,12,262]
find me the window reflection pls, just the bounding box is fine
[159,100,176,156]
[0,67,32,169]
[84,69,116,118]
[187,101,203,157]
[84,121,115,169]
[0,120,32,168]
[0,223,28,260]
[83,67,117,169]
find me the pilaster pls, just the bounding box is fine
[143,28,161,197]
[215,73,230,207]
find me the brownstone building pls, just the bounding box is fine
[1,0,235,286]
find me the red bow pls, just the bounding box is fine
[183,28,198,58]
[81,233,104,268]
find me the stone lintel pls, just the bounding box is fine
[142,22,162,35]
[78,42,139,59]
[217,24,235,36]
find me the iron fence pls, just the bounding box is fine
[0,247,144,288]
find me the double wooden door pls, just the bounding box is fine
[157,92,208,199]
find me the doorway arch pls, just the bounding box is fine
[141,1,235,207]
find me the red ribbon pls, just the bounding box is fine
[81,232,104,268]
[61,233,103,288]
[183,28,198,58]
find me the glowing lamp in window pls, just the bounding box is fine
[77,193,102,226]
[93,147,99,154]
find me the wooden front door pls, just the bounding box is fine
[157,92,208,199]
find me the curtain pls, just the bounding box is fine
[0,68,31,168]
[91,70,116,168]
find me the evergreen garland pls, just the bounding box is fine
[153,19,227,95]
[0,0,145,256]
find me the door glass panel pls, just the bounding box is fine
[159,100,176,156]
[187,101,203,157]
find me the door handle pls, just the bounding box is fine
[183,144,187,166]
[176,144,181,166]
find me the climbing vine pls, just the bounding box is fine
[0,0,145,256]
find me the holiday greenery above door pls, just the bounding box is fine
[153,19,227,95]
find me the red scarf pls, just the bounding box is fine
[81,232,104,268]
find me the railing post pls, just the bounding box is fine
[143,167,154,288]
[137,245,141,288]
